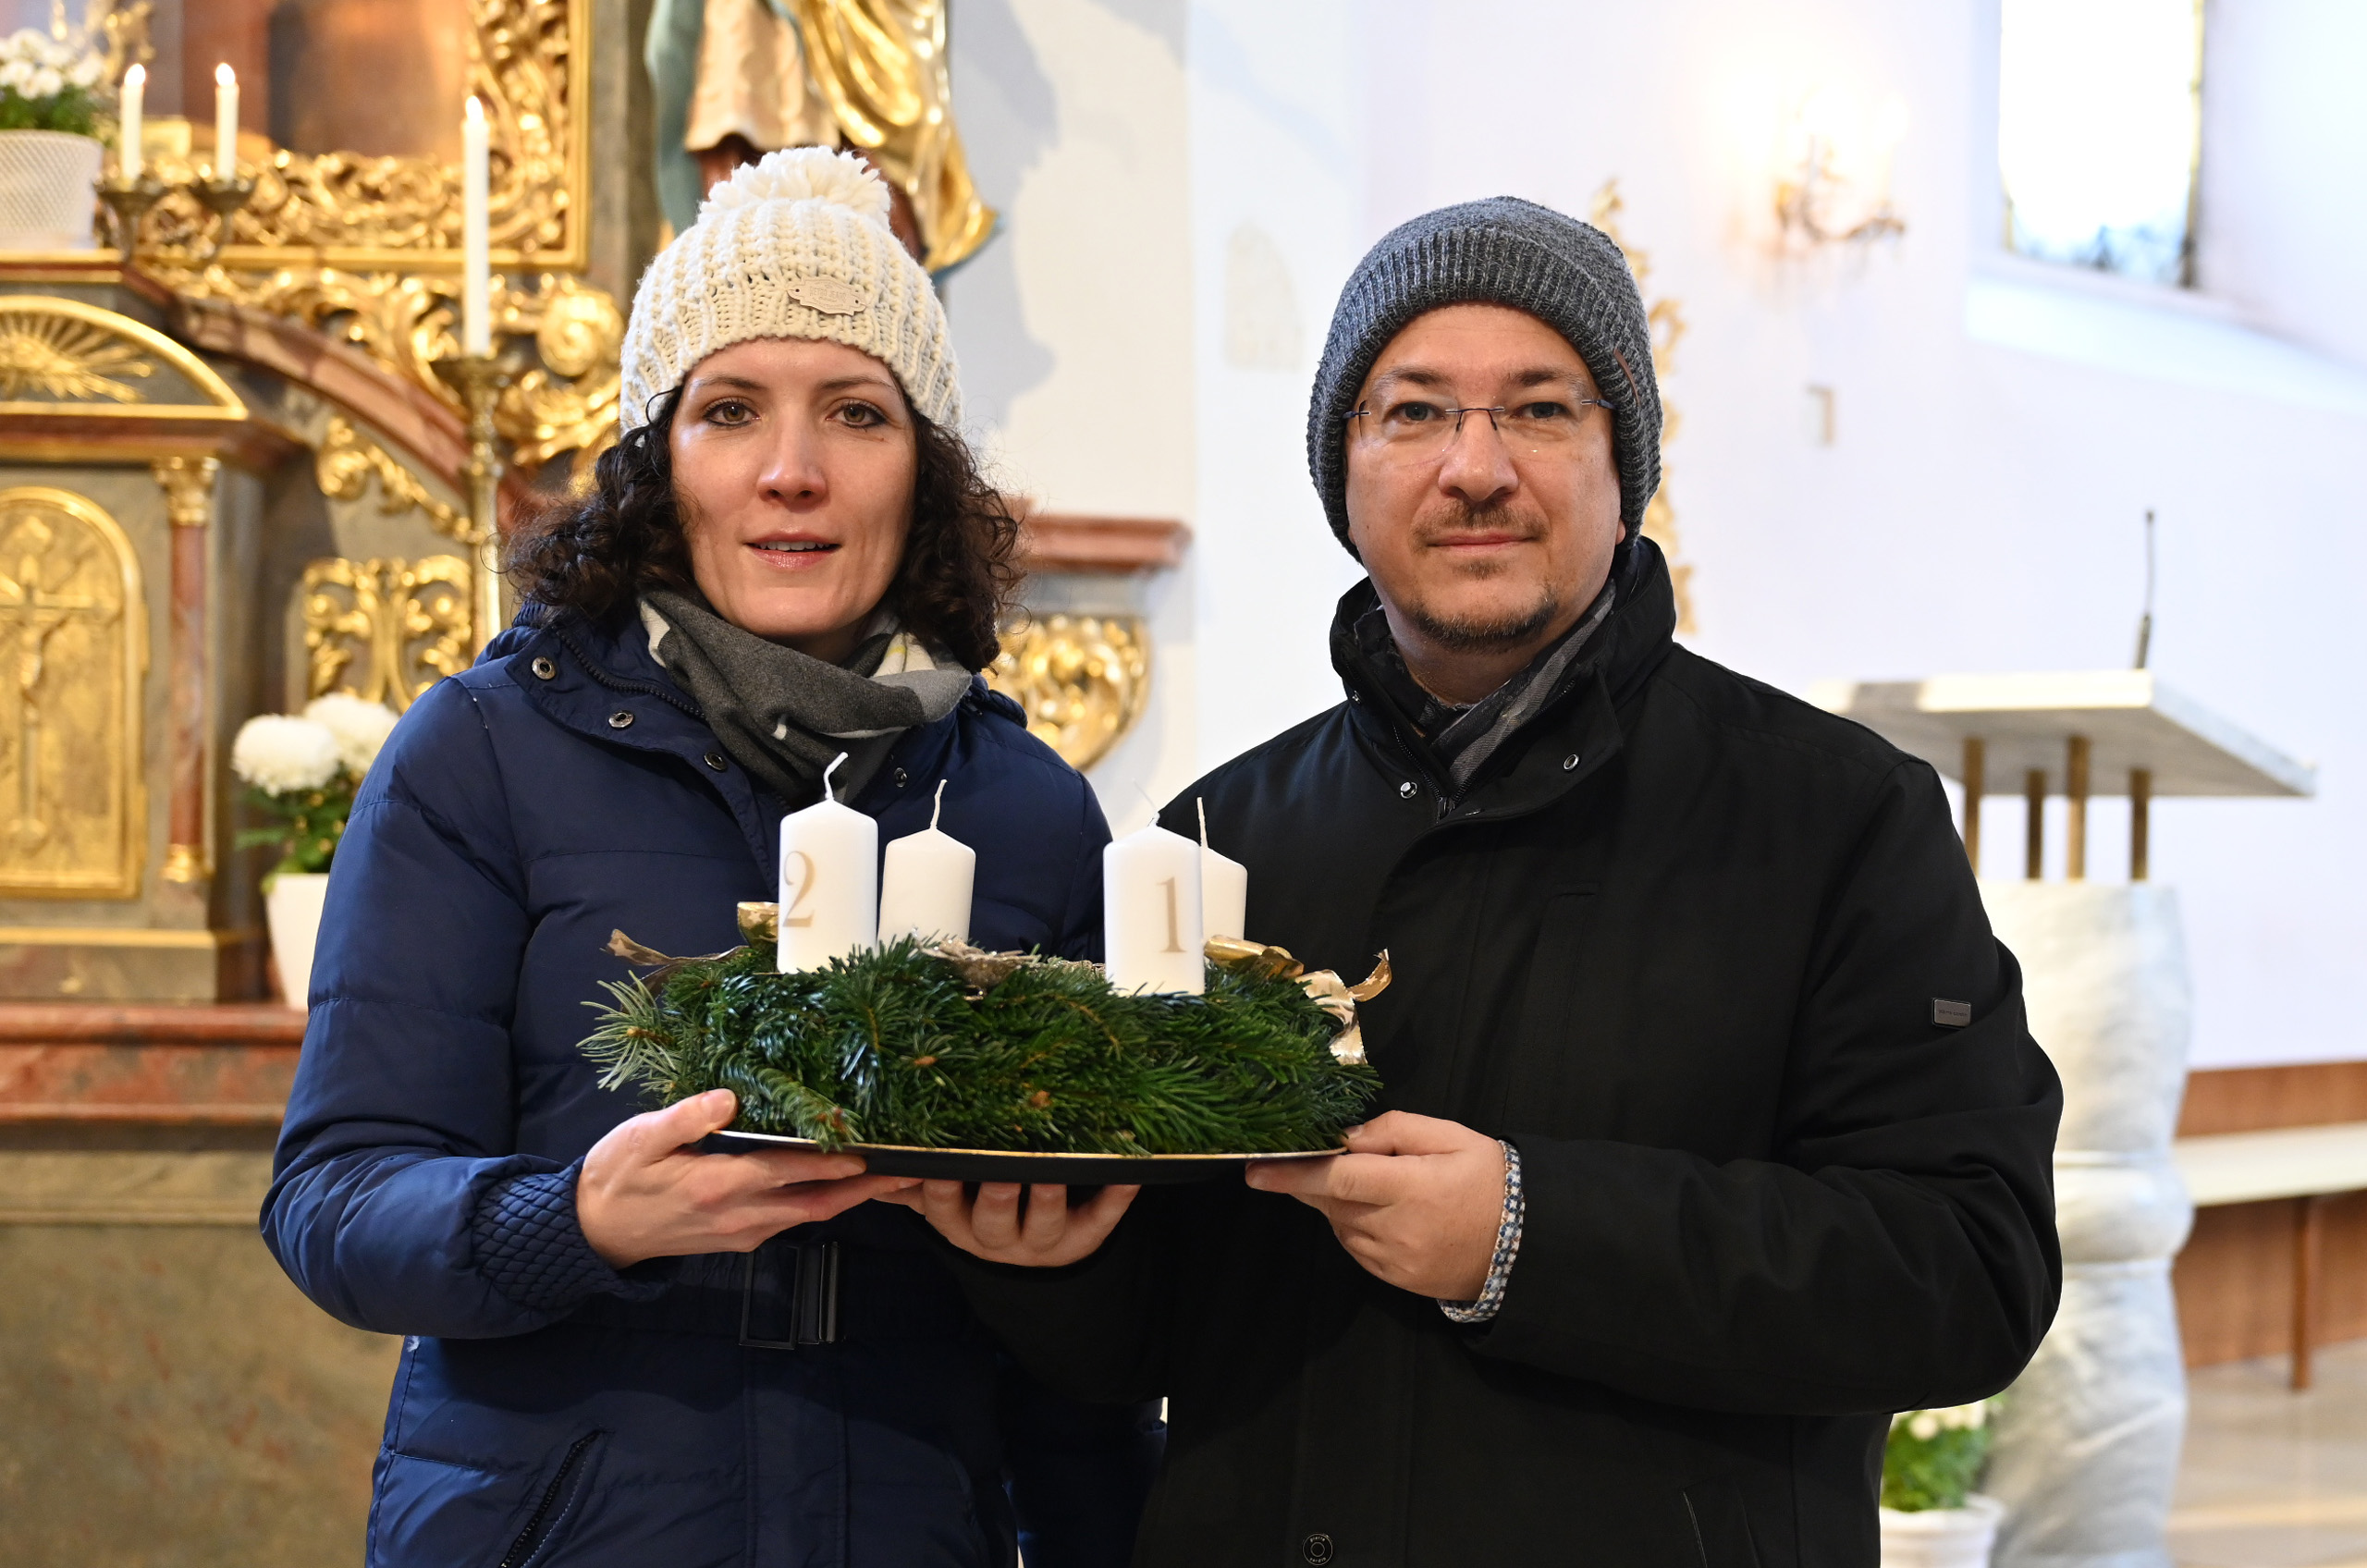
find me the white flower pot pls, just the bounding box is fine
[1880,1496,2005,1568]
[264,872,332,1009]
[0,129,103,250]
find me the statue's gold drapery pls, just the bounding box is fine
[1589,180,1696,636]
[790,0,995,271]
[0,487,147,899]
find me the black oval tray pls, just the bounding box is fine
[701,1128,1343,1184]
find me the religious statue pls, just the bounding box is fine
[644,0,997,272]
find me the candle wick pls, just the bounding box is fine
[1197,797,1209,851]
[822,751,848,801]
[931,778,947,830]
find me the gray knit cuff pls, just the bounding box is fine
[1440,1140,1525,1325]
[472,1160,664,1314]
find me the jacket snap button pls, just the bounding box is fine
[1302,1534,1335,1565]
[530,656,556,680]
[1563,753,1581,771]
[893,767,909,787]
[607,711,634,729]
[1397,781,1417,799]
[704,751,728,771]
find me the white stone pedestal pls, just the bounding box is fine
[1978,883,2194,1568]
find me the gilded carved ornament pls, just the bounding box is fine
[0,488,148,899]
[316,416,479,548]
[986,614,1150,774]
[301,556,476,713]
[0,298,246,421]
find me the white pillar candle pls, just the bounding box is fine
[1104,823,1204,995]
[878,780,975,943]
[777,753,877,971]
[461,95,491,356]
[1196,799,1248,942]
[212,64,237,178]
[119,65,143,182]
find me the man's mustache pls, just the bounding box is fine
[1413,503,1548,546]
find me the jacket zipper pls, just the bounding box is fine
[498,1431,601,1568]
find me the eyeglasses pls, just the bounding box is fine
[1344,395,1617,461]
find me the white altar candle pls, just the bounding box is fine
[461,96,491,355]
[878,780,975,943]
[778,753,877,971]
[119,65,144,182]
[1196,799,1247,942]
[212,64,237,178]
[1104,823,1204,995]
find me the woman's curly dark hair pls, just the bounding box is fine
[507,386,1022,670]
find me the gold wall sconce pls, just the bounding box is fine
[1773,89,1907,249]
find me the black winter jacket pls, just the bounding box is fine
[948,540,2062,1568]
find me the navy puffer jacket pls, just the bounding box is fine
[263,606,1160,1567]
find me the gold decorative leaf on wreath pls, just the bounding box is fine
[987,614,1151,773]
[0,313,155,404]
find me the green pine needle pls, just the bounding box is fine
[580,937,1381,1153]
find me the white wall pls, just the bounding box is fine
[951,0,2366,1068]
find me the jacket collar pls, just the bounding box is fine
[1331,536,1678,815]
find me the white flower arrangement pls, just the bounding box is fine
[0,27,105,134]
[231,715,342,796]
[1883,1396,2001,1513]
[303,693,400,778]
[231,697,403,878]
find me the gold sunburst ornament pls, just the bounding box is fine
[0,315,155,404]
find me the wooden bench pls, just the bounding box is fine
[2174,1121,2367,1389]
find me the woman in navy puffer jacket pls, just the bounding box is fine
[262,149,1159,1566]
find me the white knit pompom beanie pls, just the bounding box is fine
[619,148,961,432]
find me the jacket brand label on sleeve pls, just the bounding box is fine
[1932,998,1973,1028]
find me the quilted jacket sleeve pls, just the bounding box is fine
[261,678,658,1339]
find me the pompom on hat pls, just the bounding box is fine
[619,148,961,433]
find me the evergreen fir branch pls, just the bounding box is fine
[580,937,1382,1155]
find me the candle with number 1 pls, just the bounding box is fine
[1104,823,1204,994]
[777,753,877,971]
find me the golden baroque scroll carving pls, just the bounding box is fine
[301,557,475,713]
[316,415,479,546]
[1589,179,1696,636]
[0,489,147,898]
[987,614,1150,774]
[174,270,622,475]
[129,0,586,268]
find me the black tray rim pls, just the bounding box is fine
[705,1127,1345,1182]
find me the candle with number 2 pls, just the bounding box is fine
[777,753,877,971]
[1104,822,1204,994]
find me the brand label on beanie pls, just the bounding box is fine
[785,276,874,316]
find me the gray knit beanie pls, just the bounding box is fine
[1306,196,1662,556]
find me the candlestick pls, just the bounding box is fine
[778,753,879,971]
[429,350,512,651]
[1196,799,1247,942]
[119,64,143,182]
[462,95,491,356]
[878,780,975,943]
[1104,822,1204,995]
[212,64,238,179]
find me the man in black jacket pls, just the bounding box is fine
[900,197,2063,1567]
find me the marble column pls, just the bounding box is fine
[1980,883,2195,1568]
